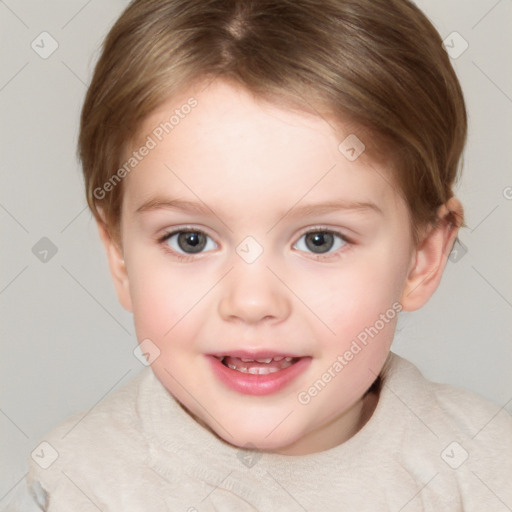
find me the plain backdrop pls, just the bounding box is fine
[1,0,511,498]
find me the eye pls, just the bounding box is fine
[161,230,217,255]
[293,229,347,255]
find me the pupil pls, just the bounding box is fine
[306,232,334,254]
[178,232,206,253]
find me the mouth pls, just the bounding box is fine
[207,352,310,396]
[215,354,299,375]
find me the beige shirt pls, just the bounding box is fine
[7,353,512,511]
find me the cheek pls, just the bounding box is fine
[125,249,208,344]
[304,251,406,340]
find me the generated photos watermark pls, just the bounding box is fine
[297,301,402,405]
[93,97,198,200]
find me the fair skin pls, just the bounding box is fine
[98,79,461,455]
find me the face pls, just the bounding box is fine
[104,80,444,455]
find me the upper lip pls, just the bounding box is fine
[208,350,305,359]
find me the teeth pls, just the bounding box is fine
[223,356,293,363]
[226,364,280,375]
[219,354,299,375]
[248,366,280,375]
[223,359,296,374]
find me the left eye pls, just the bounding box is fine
[293,230,347,255]
[163,230,217,254]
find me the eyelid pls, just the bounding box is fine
[292,226,353,260]
[157,225,217,243]
[157,226,219,261]
[156,225,353,261]
[297,225,352,242]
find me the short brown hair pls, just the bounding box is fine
[79,0,467,243]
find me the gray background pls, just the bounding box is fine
[1,0,511,499]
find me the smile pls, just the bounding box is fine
[217,355,298,374]
[208,352,311,396]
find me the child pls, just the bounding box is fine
[10,0,512,509]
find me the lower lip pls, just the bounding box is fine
[207,356,311,396]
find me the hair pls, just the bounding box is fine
[79,0,467,244]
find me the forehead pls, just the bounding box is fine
[122,80,404,221]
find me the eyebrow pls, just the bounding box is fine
[135,197,383,217]
[136,198,215,215]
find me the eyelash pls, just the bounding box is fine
[296,227,352,261]
[157,226,353,262]
[157,227,212,262]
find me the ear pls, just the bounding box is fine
[400,197,463,311]
[96,218,133,312]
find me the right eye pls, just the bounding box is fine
[160,230,217,256]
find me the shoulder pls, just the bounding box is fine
[385,352,512,440]
[26,368,154,502]
[41,367,150,444]
[430,378,512,441]
[0,480,46,512]
[380,353,512,510]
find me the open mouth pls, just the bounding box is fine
[209,352,310,395]
[215,355,300,375]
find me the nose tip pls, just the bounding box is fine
[217,263,291,325]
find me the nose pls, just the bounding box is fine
[218,260,291,325]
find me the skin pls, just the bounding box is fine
[98,79,461,455]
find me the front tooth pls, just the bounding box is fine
[255,358,272,363]
[258,367,280,375]
[273,356,284,362]
[240,358,253,362]
[284,357,292,362]
[248,367,259,375]
[227,363,237,370]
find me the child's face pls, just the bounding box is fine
[113,80,418,454]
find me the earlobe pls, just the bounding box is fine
[96,219,133,312]
[400,198,463,311]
